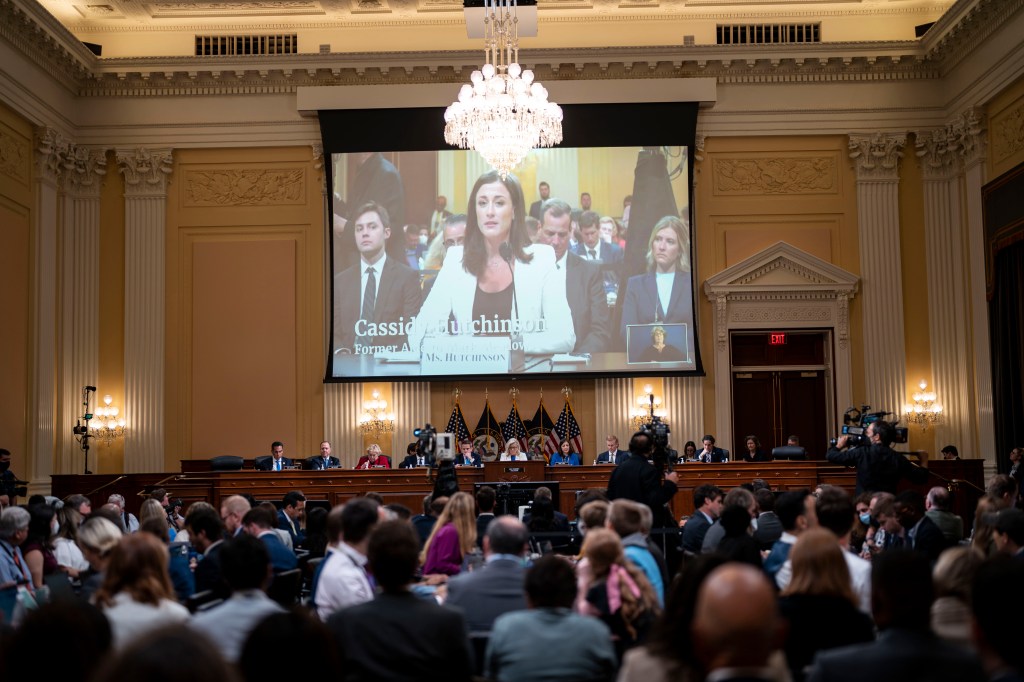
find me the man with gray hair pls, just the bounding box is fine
[0,506,32,592]
[445,516,529,632]
[107,493,140,533]
[924,486,963,543]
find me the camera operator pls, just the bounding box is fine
[826,420,928,494]
[607,431,679,523]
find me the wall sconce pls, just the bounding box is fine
[359,389,395,439]
[903,380,942,431]
[89,394,126,445]
[630,384,667,431]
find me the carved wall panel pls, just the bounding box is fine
[713,156,837,196]
[184,168,306,207]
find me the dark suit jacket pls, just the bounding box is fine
[475,513,496,547]
[564,252,611,353]
[752,511,784,550]
[454,452,482,467]
[193,539,228,598]
[399,454,424,468]
[529,200,544,221]
[909,514,949,562]
[445,557,528,632]
[620,271,695,359]
[681,512,712,554]
[573,240,623,264]
[256,456,293,471]
[606,453,678,518]
[698,447,728,463]
[277,509,305,547]
[327,591,474,682]
[333,256,422,355]
[807,628,986,682]
[308,456,341,470]
[259,531,297,573]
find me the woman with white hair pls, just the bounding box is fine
[499,439,526,462]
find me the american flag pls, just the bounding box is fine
[445,401,471,443]
[501,400,530,453]
[545,398,583,458]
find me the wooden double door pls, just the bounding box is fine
[731,331,832,458]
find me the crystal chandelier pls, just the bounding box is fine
[903,380,943,431]
[630,384,667,431]
[444,0,562,179]
[90,394,127,445]
[359,389,395,439]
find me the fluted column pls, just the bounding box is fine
[391,382,431,457]
[958,111,995,461]
[595,377,632,460]
[848,133,908,416]
[916,119,974,453]
[117,148,172,473]
[58,147,107,475]
[324,383,363,467]
[28,129,62,492]
[664,376,704,446]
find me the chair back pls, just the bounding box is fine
[253,455,272,470]
[268,568,303,606]
[209,455,244,471]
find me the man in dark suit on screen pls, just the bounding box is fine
[333,201,422,358]
[536,198,611,354]
[572,210,623,264]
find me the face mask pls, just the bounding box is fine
[859,512,872,525]
[418,235,428,245]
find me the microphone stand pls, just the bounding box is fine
[499,241,525,372]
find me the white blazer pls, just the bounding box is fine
[409,244,575,355]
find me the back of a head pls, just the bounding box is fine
[242,505,276,530]
[693,564,780,670]
[139,499,165,525]
[646,554,729,663]
[368,520,419,592]
[487,516,528,555]
[895,489,925,515]
[754,489,774,514]
[582,527,625,578]
[719,505,753,537]
[816,487,855,537]
[693,484,722,509]
[0,599,112,681]
[723,487,754,512]
[776,490,811,532]
[476,485,496,513]
[872,548,934,630]
[578,500,610,534]
[97,532,173,607]
[972,555,1024,672]
[608,499,644,537]
[628,431,652,456]
[240,611,342,682]
[525,555,577,609]
[785,528,854,603]
[139,515,170,543]
[92,625,238,682]
[340,497,380,545]
[872,420,896,446]
[220,534,271,592]
[534,486,553,502]
[927,486,952,511]
[932,546,979,600]
[429,495,449,516]
[77,516,123,557]
[987,473,1017,500]
[185,506,224,542]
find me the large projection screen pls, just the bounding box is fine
[320,103,702,382]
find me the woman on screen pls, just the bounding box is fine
[620,215,695,361]
[638,325,686,363]
[407,171,574,356]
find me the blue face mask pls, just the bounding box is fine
[859,512,872,525]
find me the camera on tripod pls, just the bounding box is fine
[640,416,671,450]
[830,405,908,447]
[413,423,437,462]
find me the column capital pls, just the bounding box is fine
[116,147,173,195]
[35,127,70,186]
[65,147,108,197]
[915,127,959,180]
[848,132,907,180]
[952,107,987,168]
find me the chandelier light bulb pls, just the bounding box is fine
[103,394,113,406]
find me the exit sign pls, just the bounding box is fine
[769,332,787,345]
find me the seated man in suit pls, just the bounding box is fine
[454,440,482,468]
[241,506,296,573]
[257,441,292,472]
[445,516,529,632]
[277,490,306,548]
[697,434,728,463]
[595,434,628,465]
[893,489,950,563]
[399,442,423,468]
[309,441,341,470]
[475,486,497,547]
[332,201,422,358]
[186,505,228,598]
[355,443,392,469]
[188,534,284,662]
[326,520,474,680]
[535,198,611,354]
[681,484,723,554]
[572,210,623,264]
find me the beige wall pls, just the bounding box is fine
[0,101,33,478]
[164,147,325,469]
[987,75,1024,180]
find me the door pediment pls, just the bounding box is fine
[704,241,859,297]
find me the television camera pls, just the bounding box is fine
[830,405,908,448]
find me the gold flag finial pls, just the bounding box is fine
[562,386,572,399]
[452,387,461,402]
[509,386,520,402]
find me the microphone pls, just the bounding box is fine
[85,386,97,392]
[499,241,524,372]
[498,241,520,322]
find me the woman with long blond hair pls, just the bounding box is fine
[778,528,874,681]
[578,528,659,659]
[420,492,477,578]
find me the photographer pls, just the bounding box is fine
[606,431,679,520]
[826,420,927,494]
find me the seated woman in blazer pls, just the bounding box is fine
[407,170,574,356]
[620,215,696,361]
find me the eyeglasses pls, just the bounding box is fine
[443,238,464,247]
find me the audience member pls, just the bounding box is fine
[524,486,570,531]
[220,495,251,538]
[241,505,297,573]
[93,532,190,648]
[0,599,111,681]
[277,490,306,548]
[92,626,238,682]
[692,564,785,682]
[930,546,980,650]
[779,529,875,681]
[987,474,1018,509]
[993,508,1024,557]
[139,499,172,540]
[807,550,986,682]
[189,534,283,662]
[22,503,59,589]
[971,556,1024,682]
[925,486,964,543]
[186,504,227,598]
[717,504,763,567]
[578,528,659,659]
[315,498,379,620]
[327,520,474,681]
[446,516,529,632]
[107,494,140,533]
[53,503,90,578]
[752,488,783,550]
[0,505,32,606]
[421,491,477,579]
[239,611,343,682]
[851,492,873,554]
[303,506,328,557]
[475,486,497,546]
[972,494,1003,557]
[702,487,756,554]
[765,489,816,585]
[65,493,92,517]
[139,515,194,602]
[894,489,950,562]
[607,499,665,604]
[412,494,446,546]
[75,515,122,600]
[485,555,616,682]
[681,484,723,554]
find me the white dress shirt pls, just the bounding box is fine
[315,542,374,621]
